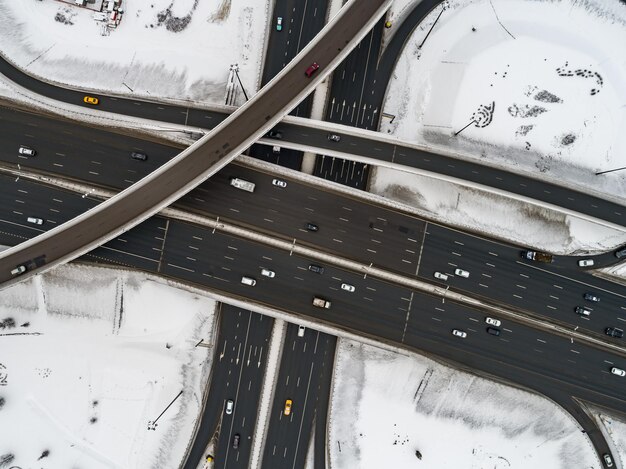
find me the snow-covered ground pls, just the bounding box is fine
[369,168,626,255]
[0,264,216,469]
[0,0,269,105]
[374,0,626,254]
[381,0,626,198]
[328,339,617,469]
[596,412,626,469]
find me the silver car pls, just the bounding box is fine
[341,283,355,292]
[452,329,467,338]
[225,399,234,414]
[485,317,501,327]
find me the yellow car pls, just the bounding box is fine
[83,95,99,105]
[283,399,292,416]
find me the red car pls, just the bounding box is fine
[305,62,320,77]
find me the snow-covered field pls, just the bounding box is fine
[381,0,626,198]
[329,339,615,469]
[0,0,269,105]
[0,264,216,469]
[374,0,626,254]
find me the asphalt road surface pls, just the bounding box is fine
[1,47,625,228]
[249,0,330,169]
[0,0,393,286]
[182,305,273,469]
[261,325,336,469]
[1,107,624,340]
[0,176,623,465]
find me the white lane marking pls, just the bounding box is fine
[167,263,194,272]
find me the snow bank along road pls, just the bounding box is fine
[0,0,394,288]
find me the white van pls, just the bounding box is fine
[27,217,43,225]
[230,178,255,193]
[241,276,256,286]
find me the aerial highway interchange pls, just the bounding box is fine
[0,0,625,468]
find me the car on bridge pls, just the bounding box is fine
[578,259,594,267]
[276,16,283,31]
[583,292,600,302]
[610,368,625,377]
[603,453,614,467]
[305,62,319,77]
[10,265,26,276]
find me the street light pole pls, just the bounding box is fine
[595,166,626,175]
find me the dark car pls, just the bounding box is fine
[575,306,591,316]
[232,433,240,449]
[308,264,324,274]
[267,130,283,139]
[583,292,600,302]
[605,327,624,338]
[305,62,320,77]
[131,151,147,161]
[305,223,319,232]
[486,327,501,336]
[327,133,341,142]
[615,247,626,259]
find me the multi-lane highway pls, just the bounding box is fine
[0,0,394,286]
[249,0,329,169]
[1,107,624,344]
[1,173,625,393]
[1,0,625,465]
[183,306,273,469]
[2,171,625,464]
[261,326,336,469]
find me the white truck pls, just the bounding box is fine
[313,297,331,309]
[230,178,255,193]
